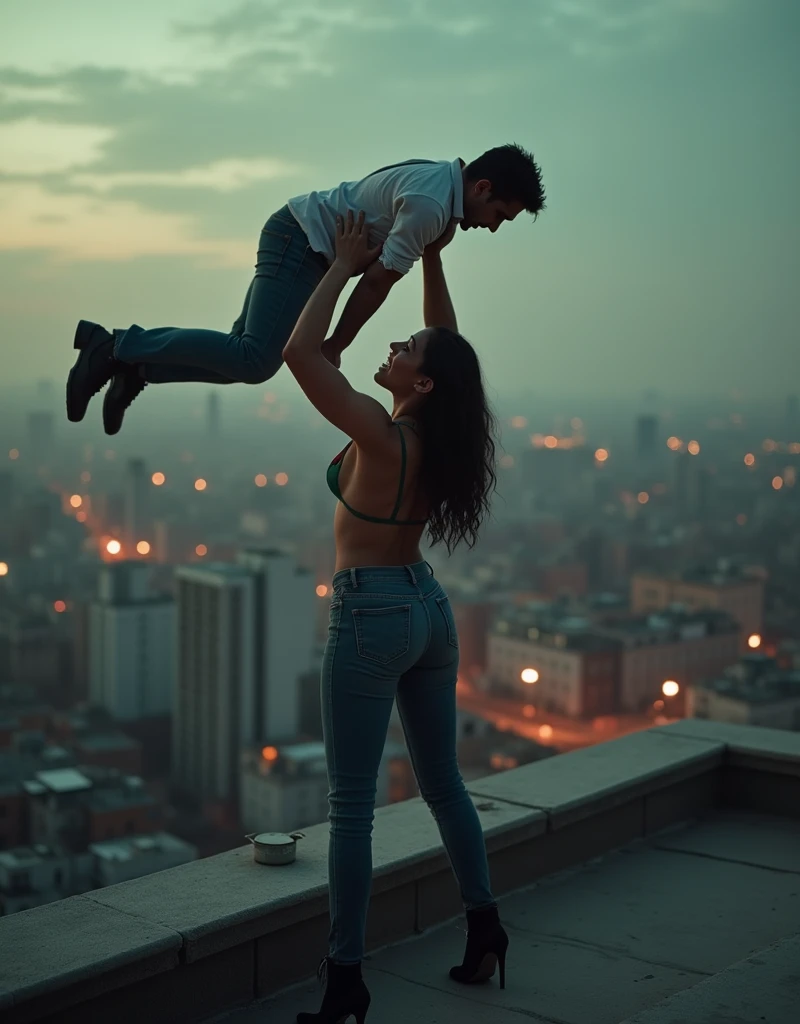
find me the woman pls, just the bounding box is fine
[283,211,508,1024]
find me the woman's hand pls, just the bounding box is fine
[333,210,383,276]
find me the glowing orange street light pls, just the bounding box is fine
[194,478,207,492]
[254,474,267,487]
[687,440,700,455]
[538,724,553,740]
[666,436,681,451]
[152,471,165,486]
[136,541,151,555]
[76,510,87,523]
[195,544,208,557]
[521,668,539,684]
[594,448,609,463]
[69,494,82,508]
[316,585,329,597]
[744,453,755,467]
[748,634,762,649]
[662,680,680,697]
[544,435,558,449]
[54,600,67,613]
[772,476,783,491]
[0,562,8,577]
[637,491,649,504]
[275,472,289,486]
[262,746,279,761]
[106,539,122,555]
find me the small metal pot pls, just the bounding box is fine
[245,831,305,866]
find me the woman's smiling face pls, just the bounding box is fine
[374,328,433,394]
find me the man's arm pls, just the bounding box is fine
[327,261,402,354]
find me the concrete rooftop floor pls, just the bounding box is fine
[216,809,800,1024]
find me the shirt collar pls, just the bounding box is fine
[451,158,465,220]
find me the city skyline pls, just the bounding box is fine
[1,0,798,403]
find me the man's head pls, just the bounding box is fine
[461,143,545,232]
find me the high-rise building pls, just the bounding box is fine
[0,471,13,547]
[207,391,220,439]
[635,414,658,461]
[672,451,710,516]
[786,394,798,436]
[89,562,175,721]
[236,548,314,743]
[27,411,55,464]
[173,549,314,807]
[124,459,149,549]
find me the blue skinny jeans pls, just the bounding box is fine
[113,206,328,384]
[322,560,497,964]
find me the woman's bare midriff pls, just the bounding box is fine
[332,438,428,573]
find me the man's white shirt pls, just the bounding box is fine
[288,158,464,276]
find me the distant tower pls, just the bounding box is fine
[36,378,55,406]
[27,411,55,464]
[786,395,798,438]
[207,391,220,440]
[635,415,658,461]
[124,458,149,550]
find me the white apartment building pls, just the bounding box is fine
[89,562,175,721]
[174,549,315,807]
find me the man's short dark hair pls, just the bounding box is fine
[465,143,546,217]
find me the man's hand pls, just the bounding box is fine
[424,217,459,258]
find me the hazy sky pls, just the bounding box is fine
[1,0,798,405]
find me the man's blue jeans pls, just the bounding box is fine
[322,561,497,965]
[113,206,329,384]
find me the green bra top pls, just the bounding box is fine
[327,420,427,526]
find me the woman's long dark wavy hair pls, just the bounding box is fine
[415,328,498,554]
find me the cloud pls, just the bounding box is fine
[543,0,736,58]
[69,156,303,194]
[0,82,77,105]
[0,182,252,265]
[0,118,115,174]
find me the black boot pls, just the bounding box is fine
[102,367,147,436]
[297,957,371,1024]
[66,320,118,422]
[449,905,509,989]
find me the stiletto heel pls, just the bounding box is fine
[296,957,371,1023]
[449,905,510,988]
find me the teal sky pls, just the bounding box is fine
[1,0,797,401]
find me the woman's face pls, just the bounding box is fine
[374,328,433,394]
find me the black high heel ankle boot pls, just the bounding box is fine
[296,956,371,1024]
[449,905,509,989]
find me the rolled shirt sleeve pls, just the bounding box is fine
[379,194,448,276]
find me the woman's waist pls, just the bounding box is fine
[332,559,435,593]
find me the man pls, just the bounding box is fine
[66,143,545,435]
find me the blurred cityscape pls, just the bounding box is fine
[1,380,799,916]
